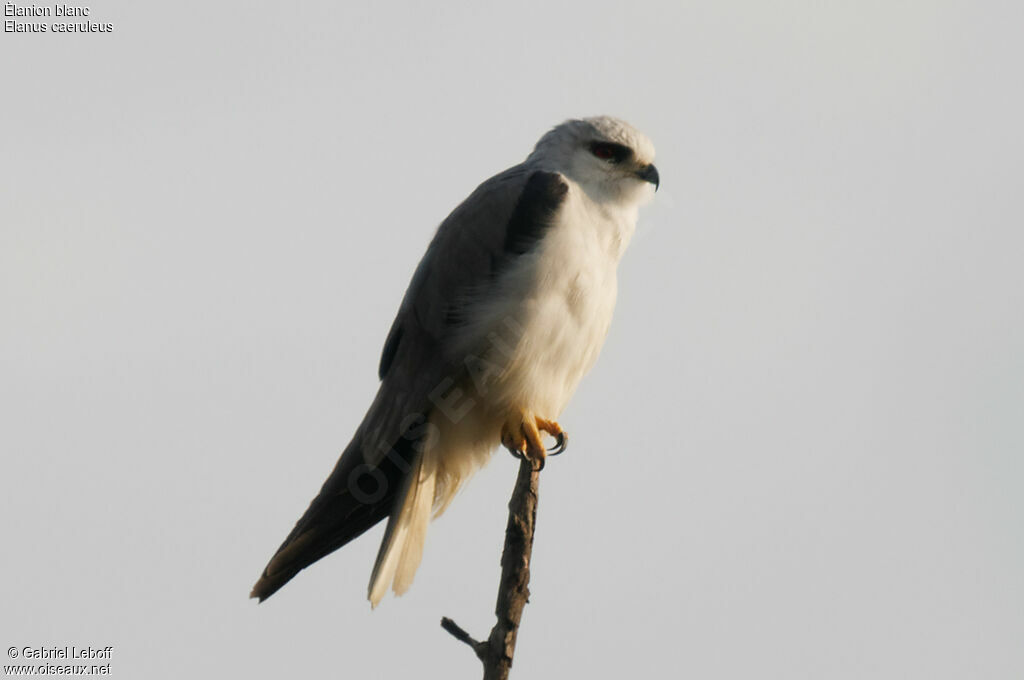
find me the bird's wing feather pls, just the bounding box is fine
[360,164,562,466]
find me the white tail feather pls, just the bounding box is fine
[394,451,436,595]
[367,447,437,608]
[367,410,498,608]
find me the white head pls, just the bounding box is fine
[528,116,659,205]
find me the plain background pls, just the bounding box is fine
[2,1,1021,678]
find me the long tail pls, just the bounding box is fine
[249,430,415,603]
[367,443,438,607]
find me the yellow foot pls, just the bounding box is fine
[500,413,569,469]
[535,417,568,456]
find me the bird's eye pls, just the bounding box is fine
[591,143,616,161]
[589,141,629,164]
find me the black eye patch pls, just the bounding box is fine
[589,141,632,164]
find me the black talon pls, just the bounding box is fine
[507,446,545,470]
[547,431,568,456]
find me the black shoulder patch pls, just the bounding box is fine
[503,171,568,256]
[378,323,403,380]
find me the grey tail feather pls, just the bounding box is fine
[250,430,418,602]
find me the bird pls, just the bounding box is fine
[251,116,659,607]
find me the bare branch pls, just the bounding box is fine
[442,455,542,679]
[441,616,487,662]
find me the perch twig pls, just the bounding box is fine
[442,455,541,679]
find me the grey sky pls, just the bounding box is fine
[2,1,1021,678]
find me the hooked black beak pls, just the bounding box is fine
[637,163,660,191]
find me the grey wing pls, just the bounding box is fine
[377,165,531,381]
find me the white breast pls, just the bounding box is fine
[425,177,641,517]
[481,180,638,418]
